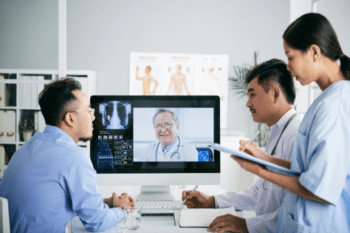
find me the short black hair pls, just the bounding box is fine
[245,59,296,105]
[38,77,82,126]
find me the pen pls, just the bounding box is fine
[182,185,198,205]
[240,130,260,151]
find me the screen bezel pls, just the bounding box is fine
[90,95,220,174]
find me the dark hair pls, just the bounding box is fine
[283,13,350,80]
[245,59,296,105]
[38,77,82,126]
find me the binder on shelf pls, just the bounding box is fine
[31,76,38,108]
[0,145,5,165]
[22,77,28,108]
[0,110,5,142]
[0,74,5,107]
[4,110,16,142]
[37,76,44,108]
[17,75,24,107]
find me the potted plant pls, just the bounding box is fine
[19,117,35,142]
[229,51,270,147]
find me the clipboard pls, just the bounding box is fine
[209,143,300,176]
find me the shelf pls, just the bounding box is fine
[0,69,96,168]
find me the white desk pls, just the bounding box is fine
[71,185,256,233]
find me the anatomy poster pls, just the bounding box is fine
[129,52,162,95]
[194,54,229,128]
[129,52,229,128]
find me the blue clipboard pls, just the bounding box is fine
[209,143,300,176]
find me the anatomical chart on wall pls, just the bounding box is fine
[129,52,229,128]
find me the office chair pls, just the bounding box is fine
[0,197,10,233]
[65,220,72,233]
[197,148,214,161]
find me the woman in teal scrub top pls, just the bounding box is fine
[237,13,350,233]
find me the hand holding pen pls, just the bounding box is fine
[181,185,217,208]
[239,130,260,152]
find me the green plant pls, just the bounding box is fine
[229,51,270,147]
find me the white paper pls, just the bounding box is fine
[180,207,236,227]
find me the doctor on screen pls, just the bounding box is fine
[145,109,198,161]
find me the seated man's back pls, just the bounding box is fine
[0,126,116,232]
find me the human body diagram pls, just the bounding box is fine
[200,66,223,99]
[136,66,158,95]
[166,65,191,95]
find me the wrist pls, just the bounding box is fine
[115,204,125,212]
[208,196,216,208]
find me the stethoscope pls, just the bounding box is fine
[260,112,299,190]
[155,137,181,161]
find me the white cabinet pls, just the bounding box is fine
[0,69,96,177]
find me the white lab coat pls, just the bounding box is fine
[145,136,198,161]
[214,109,304,233]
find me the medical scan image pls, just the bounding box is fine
[99,101,132,129]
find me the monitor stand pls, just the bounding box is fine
[136,185,175,201]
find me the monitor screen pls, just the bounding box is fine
[90,96,220,175]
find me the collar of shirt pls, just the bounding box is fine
[265,108,296,154]
[161,137,179,153]
[43,125,77,145]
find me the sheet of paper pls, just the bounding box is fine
[180,207,236,228]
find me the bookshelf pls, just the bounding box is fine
[0,69,96,178]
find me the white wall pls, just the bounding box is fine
[0,0,291,139]
[317,0,350,56]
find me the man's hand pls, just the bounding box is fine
[207,214,248,233]
[104,192,135,210]
[113,192,135,208]
[181,190,215,208]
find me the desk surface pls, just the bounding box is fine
[71,185,256,233]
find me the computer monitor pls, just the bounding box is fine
[90,95,220,200]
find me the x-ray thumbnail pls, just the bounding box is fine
[99,101,132,129]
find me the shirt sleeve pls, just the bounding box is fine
[213,180,261,211]
[59,149,125,232]
[298,97,350,205]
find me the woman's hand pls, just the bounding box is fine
[239,140,271,161]
[231,155,265,176]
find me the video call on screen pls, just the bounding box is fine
[91,98,217,171]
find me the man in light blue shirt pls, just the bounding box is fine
[0,78,134,232]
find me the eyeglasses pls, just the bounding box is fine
[154,123,173,130]
[73,108,95,115]
[61,108,95,120]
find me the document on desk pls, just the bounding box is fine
[179,207,236,228]
[209,143,300,176]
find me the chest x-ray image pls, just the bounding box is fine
[99,101,132,129]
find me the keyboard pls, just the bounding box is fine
[135,200,183,209]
